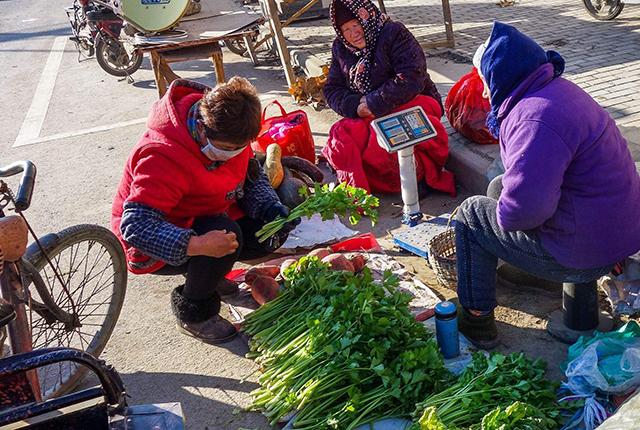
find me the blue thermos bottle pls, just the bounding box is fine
[435,301,460,359]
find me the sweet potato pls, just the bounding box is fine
[308,247,332,260]
[321,253,355,272]
[251,275,281,305]
[245,265,280,285]
[349,254,367,273]
[280,258,298,279]
[281,156,324,183]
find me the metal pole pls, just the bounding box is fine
[397,147,422,226]
[562,281,599,331]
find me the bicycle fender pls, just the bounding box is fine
[23,233,60,264]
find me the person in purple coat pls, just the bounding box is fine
[454,22,640,349]
[321,0,455,196]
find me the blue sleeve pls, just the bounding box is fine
[120,202,194,266]
[365,23,428,117]
[497,120,573,231]
[323,41,362,118]
[237,168,280,220]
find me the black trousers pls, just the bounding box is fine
[155,216,272,312]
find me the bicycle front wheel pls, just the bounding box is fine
[23,224,127,399]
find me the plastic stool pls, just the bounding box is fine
[547,280,613,344]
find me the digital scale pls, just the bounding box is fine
[371,106,437,226]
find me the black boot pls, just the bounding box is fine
[451,298,499,350]
[216,278,240,298]
[171,286,237,344]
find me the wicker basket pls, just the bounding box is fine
[427,209,458,289]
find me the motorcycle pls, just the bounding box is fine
[66,0,142,77]
[582,0,629,20]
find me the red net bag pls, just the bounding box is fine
[445,67,498,145]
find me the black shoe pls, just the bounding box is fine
[176,315,237,345]
[451,298,499,350]
[171,286,237,344]
[217,278,240,299]
[497,264,562,298]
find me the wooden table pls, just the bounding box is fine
[137,10,263,98]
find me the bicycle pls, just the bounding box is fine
[0,160,127,401]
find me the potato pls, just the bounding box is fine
[280,258,298,279]
[349,254,367,273]
[245,265,280,284]
[321,253,355,272]
[308,247,332,260]
[251,276,281,305]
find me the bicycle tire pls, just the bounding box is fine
[23,224,127,399]
[582,0,624,20]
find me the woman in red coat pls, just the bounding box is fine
[112,78,297,344]
[322,0,455,196]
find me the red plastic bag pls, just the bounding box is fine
[445,67,498,145]
[253,100,316,163]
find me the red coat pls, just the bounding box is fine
[111,80,250,273]
[322,95,456,195]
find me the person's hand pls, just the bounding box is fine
[263,203,301,233]
[357,102,373,118]
[187,230,239,258]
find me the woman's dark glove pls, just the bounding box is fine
[263,203,301,252]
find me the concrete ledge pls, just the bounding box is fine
[289,46,329,78]
[445,124,503,196]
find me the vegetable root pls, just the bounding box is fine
[245,265,280,285]
[321,253,355,272]
[250,275,281,305]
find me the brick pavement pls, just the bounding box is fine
[281,0,640,192]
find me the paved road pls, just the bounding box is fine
[0,2,318,427]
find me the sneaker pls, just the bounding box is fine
[497,264,562,298]
[176,314,237,344]
[451,298,500,350]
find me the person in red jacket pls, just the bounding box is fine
[112,78,298,344]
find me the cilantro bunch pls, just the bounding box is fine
[255,183,379,243]
[411,353,573,430]
[243,257,451,429]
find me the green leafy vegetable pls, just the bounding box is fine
[244,257,451,429]
[411,353,568,430]
[255,183,379,243]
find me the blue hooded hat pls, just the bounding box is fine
[478,22,565,138]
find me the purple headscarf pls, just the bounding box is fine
[330,0,389,94]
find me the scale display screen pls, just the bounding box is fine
[371,106,438,153]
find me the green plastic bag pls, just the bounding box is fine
[563,321,640,395]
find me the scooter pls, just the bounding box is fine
[582,0,633,20]
[66,0,192,78]
[66,0,142,77]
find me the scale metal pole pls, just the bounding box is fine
[397,147,423,226]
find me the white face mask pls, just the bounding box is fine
[201,138,246,161]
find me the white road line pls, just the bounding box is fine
[13,36,67,147]
[14,118,148,147]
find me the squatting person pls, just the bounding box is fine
[111,78,298,344]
